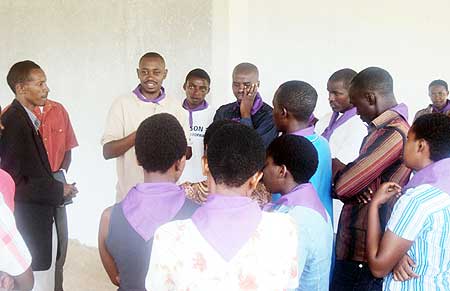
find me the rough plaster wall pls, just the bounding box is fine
[0,0,212,246]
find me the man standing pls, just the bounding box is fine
[102,52,188,201]
[315,69,367,227]
[414,79,450,120]
[214,63,278,148]
[1,60,77,291]
[331,67,411,291]
[33,99,78,291]
[178,68,215,184]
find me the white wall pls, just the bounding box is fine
[1,0,449,246]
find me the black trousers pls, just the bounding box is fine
[331,260,383,291]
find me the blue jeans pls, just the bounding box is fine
[331,260,383,291]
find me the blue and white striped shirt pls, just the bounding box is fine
[384,184,450,291]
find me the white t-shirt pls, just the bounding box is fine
[178,106,215,184]
[315,111,367,164]
[146,212,299,291]
[101,93,189,201]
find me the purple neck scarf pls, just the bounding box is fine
[390,103,409,121]
[191,194,262,261]
[321,107,357,141]
[132,85,166,104]
[432,100,450,113]
[234,92,264,116]
[403,158,450,194]
[274,183,328,222]
[182,99,209,128]
[122,182,186,241]
[289,125,315,137]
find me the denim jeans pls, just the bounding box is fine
[330,260,383,291]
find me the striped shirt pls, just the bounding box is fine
[0,193,32,276]
[384,184,450,290]
[334,109,411,262]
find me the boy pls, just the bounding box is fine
[263,134,333,290]
[179,68,215,183]
[272,80,333,220]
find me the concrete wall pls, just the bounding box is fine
[1,0,449,245]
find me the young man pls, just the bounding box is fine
[102,52,189,201]
[178,68,215,184]
[0,60,78,291]
[213,62,278,148]
[414,79,450,120]
[33,99,78,291]
[315,68,367,229]
[367,113,450,290]
[98,113,198,291]
[331,67,411,291]
[263,134,333,290]
[272,80,333,220]
[146,123,299,290]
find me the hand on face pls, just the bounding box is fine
[239,83,258,118]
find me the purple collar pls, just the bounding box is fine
[308,114,318,127]
[390,103,409,121]
[191,194,262,261]
[234,92,264,116]
[432,100,450,113]
[132,85,166,104]
[182,99,209,128]
[403,158,450,194]
[289,125,315,137]
[121,182,186,241]
[321,107,357,141]
[276,183,328,222]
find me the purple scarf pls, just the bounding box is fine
[289,125,315,137]
[270,183,328,222]
[132,85,166,104]
[233,92,264,120]
[390,103,409,121]
[191,194,262,261]
[432,100,450,113]
[321,107,357,141]
[182,99,209,128]
[122,182,186,241]
[403,158,450,194]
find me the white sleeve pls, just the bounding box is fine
[101,98,125,145]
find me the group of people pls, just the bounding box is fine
[1,51,450,291]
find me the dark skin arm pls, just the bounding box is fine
[393,254,419,281]
[98,207,120,287]
[367,182,413,278]
[102,132,136,160]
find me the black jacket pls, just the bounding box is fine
[0,99,63,270]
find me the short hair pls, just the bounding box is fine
[139,52,165,66]
[267,135,318,184]
[203,119,235,150]
[411,113,450,161]
[233,62,259,78]
[328,68,357,89]
[207,123,265,187]
[275,80,318,121]
[135,113,187,172]
[350,67,394,96]
[6,60,41,94]
[428,79,448,91]
[184,68,211,85]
